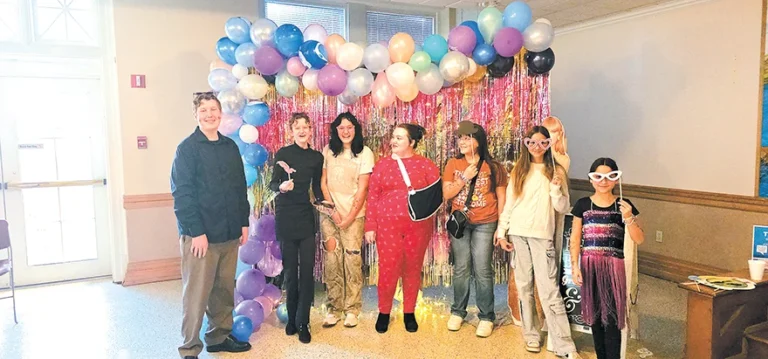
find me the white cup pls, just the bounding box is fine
[748,259,766,281]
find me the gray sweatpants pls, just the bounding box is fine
[510,235,577,355]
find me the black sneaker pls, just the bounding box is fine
[375,313,390,333]
[404,313,418,332]
[298,324,311,344]
[206,335,252,353]
[285,322,297,336]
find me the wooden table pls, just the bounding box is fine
[678,269,768,358]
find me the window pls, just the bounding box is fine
[33,0,98,45]
[0,0,21,42]
[265,1,346,39]
[366,11,434,46]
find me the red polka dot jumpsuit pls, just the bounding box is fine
[364,154,439,314]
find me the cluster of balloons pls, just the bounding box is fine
[230,213,284,341]
[209,0,556,110]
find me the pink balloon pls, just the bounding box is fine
[371,72,396,108]
[254,296,274,318]
[262,284,282,304]
[448,25,477,56]
[218,114,242,136]
[253,46,284,76]
[317,64,347,96]
[286,57,306,77]
[493,27,523,57]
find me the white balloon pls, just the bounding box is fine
[385,62,415,89]
[438,51,469,83]
[347,68,374,96]
[239,124,259,143]
[232,64,249,80]
[534,18,551,26]
[302,69,319,91]
[415,63,443,95]
[337,43,364,71]
[466,58,477,80]
[363,43,391,73]
[218,89,247,115]
[523,22,554,53]
[237,74,268,100]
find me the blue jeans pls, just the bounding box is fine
[450,221,497,321]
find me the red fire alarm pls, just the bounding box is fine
[131,74,146,88]
[137,136,148,149]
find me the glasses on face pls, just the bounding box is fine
[524,138,552,151]
[588,171,623,182]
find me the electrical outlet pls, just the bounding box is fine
[655,230,663,243]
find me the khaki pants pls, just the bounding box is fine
[178,236,238,358]
[510,235,577,356]
[320,216,365,316]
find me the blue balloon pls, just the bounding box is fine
[243,102,270,127]
[460,20,484,46]
[232,315,254,342]
[473,43,497,66]
[503,1,533,32]
[243,143,269,167]
[244,163,258,187]
[235,42,257,68]
[216,37,238,65]
[276,303,289,324]
[236,259,251,278]
[225,17,251,44]
[227,133,248,154]
[299,40,328,69]
[422,34,448,64]
[274,24,303,57]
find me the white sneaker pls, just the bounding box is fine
[322,313,340,327]
[563,352,583,359]
[475,320,493,338]
[525,340,541,353]
[447,314,463,331]
[343,313,358,327]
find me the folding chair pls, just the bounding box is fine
[0,219,17,323]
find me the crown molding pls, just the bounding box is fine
[555,0,714,36]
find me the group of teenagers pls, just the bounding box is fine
[172,92,644,359]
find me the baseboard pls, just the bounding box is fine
[638,251,725,283]
[122,257,181,286]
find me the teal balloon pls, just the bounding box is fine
[216,37,238,65]
[422,34,448,64]
[276,303,289,323]
[244,163,258,187]
[477,7,503,43]
[503,1,533,32]
[274,24,303,57]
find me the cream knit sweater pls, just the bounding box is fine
[497,163,569,240]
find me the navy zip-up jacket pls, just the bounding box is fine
[170,127,250,243]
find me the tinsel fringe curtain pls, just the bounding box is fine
[255,52,551,286]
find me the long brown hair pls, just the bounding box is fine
[510,126,567,197]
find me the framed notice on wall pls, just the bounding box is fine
[753,225,768,261]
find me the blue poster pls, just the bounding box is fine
[753,225,768,260]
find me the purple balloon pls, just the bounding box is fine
[448,25,477,56]
[267,240,282,260]
[256,214,276,241]
[262,284,282,304]
[236,268,266,299]
[239,239,266,265]
[493,27,523,57]
[317,64,347,96]
[254,296,274,318]
[258,252,284,277]
[235,291,245,307]
[235,299,264,330]
[253,46,284,76]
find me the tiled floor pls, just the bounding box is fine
[0,274,685,359]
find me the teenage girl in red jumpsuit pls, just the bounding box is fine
[364,123,440,334]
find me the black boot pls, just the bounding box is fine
[285,322,297,336]
[206,335,252,353]
[404,313,418,332]
[375,313,390,333]
[298,324,312,343]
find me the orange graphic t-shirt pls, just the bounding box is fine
[442,158,508,224]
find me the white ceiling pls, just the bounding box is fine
[379,0,680,28]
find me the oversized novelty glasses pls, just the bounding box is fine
[523,138,552,151]
[587,171,623,182]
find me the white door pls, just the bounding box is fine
[0,58,112,286]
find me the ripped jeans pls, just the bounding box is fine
[320,215,365,316]
[510,235,577,355]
